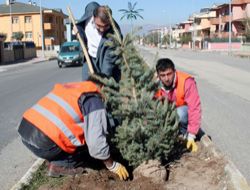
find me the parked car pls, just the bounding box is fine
[57,41,83,68]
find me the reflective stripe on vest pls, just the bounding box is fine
[32,104,81,146]
[46,93,81,123]
[23,81,100,153]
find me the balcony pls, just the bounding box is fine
[221,15,230,23]
[233,11,246,21]
[232,0,250,5]
[44,23,56,30]
[210,18,220,25]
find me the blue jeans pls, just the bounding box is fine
[177,106,188,135]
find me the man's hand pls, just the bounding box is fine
[107,161,129,180]
[72,25,78,35]
[186,139,198,152]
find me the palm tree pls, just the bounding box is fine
[119,2,143,31]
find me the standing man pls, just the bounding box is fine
[76,2,122,82]
[18,80,129,180]
[154,58,202,152]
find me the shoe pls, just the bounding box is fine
[47,163,84,177]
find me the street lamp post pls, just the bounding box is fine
[9,0,14,41]
[169,24,172,48]
[192,18,195,50]
[40,0,45,57]
[229,0,232,54]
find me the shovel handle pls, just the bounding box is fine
[67,6,94,74]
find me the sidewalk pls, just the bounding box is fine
[0,51,57,72]
[141,45,250,59]
[233,51,250,58]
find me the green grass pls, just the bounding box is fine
[21,163,66,190]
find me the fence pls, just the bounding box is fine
[1,42,36,64]
[0,41,2,64]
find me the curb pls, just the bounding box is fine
[11,135,250,190]
[201,135,250,190]
[0,56,56,70]
[10,158,45,190]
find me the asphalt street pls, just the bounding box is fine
[0,61,82,190]
[138,46,250,183]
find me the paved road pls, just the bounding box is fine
[0,61,81,190]
[139,46,250,183]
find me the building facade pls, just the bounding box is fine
[0,1,67,48]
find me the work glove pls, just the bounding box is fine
[186,133,198,152]
[107,161,129,180]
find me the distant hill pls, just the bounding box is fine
[120,24,166,35]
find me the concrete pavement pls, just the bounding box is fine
[0,50,57,72]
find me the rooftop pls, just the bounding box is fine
[0,2,66,16]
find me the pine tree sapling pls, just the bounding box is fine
[98,7,180,168]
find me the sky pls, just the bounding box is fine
[1,0,227,25]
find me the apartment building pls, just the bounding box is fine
[174,20,193,42]
[192,9,217,40]
[209,0,250,38]
[232,0,250,36]
[0,1,67,48]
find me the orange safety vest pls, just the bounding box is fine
[154,71,192,107]
[23,81,100,153]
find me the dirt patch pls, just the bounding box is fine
[37,142,230,190]
[39,170,163,190]
[165,142,228,190]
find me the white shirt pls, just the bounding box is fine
[85,16,102,58]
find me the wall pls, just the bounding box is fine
[24,47,36,59]
[2,47,36,63]
[200,18,211,29]
[208,42,241,50]
[0,41,3,64]
[3,50,14,63]
[182,44,190,49]
[0,13,41,46]
[247,4,250,17]
[233,5,245,21]
[0,12,66,48]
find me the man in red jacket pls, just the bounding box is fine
[154,58,202,152]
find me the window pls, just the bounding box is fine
[25,32,32,39]
[48,16,53,23]
[25,16,32,23]
[12,17,19,24]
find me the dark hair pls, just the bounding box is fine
[156,58,175,73]
[93,6,110,24]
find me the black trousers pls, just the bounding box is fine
[18,118,89,167]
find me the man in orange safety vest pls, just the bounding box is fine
[154,58,202,152]
[18,80,129,180]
